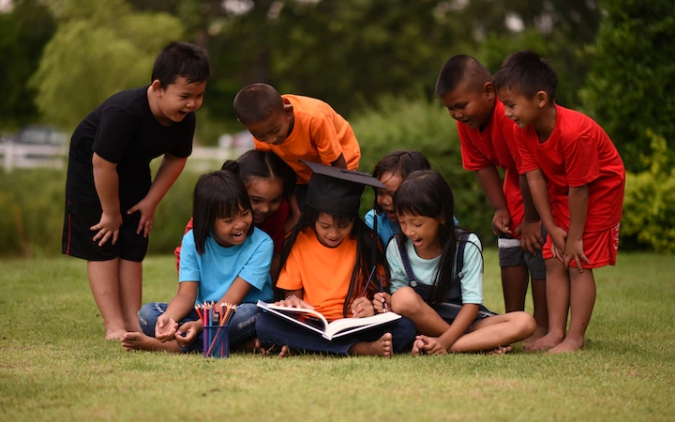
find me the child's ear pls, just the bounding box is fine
[438,216,446,225]
[284,103,294,115]
[483,81,495,97]
[150,79,164,96]
[535,90,549,108]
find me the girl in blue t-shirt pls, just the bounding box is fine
[373,170,535,355]
[122,170,274,353]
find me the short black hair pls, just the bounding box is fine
[151,41,210,87]
[435,55,491,97]
[192,170,252,254]
[371,150,431,213]
[493,50,557,101]
[233,83,285,125]
[221,150,296,199]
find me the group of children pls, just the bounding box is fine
[62,41,625,357]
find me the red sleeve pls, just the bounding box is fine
[562,135,601,187]
[458,123,492,171]
[515,127,539,174]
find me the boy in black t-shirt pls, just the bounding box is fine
[62,41,209,340]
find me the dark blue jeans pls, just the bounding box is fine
[138,302,261,353]
[255,312,416,355]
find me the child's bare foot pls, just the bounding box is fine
[105,329,127,341]
[486,345,512,355]
[121,332,178,352]
[253,339,291,358]
[524,333,564,352]
[522,326,548,347]
[278,345,291,358]
[349,333,393,357]
[411,338,427,356]
[548,337,584,354]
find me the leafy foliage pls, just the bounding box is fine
[0,0,56,130]
[621,131,675,252]
[352,97,494,244]
[582,0,675,172]
[30,0,184,132]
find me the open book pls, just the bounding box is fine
[257,300,401,340]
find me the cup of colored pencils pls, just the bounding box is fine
[196,302,237,358]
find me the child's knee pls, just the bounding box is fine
[391,287,423,315]
[514,312,537,336]
[137,302,166,336]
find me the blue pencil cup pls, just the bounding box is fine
[203,324,230,358]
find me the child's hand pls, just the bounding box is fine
[518,220,544,255]
[155,314,178,342]
[127,198,158,238]
[277,295,314,310]
[372,292,391,313]
[90,212,123,246]
[563,238,589,272]
[549,226,567,262]
[491,209,511,236]
[351,297,375,318]
[175,320,201,348]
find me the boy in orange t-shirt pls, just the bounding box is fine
[494,51,625,354]
[233,84,361,229]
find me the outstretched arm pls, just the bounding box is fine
[525,168,566,257]
[91,153,122,246]
[518,174,544,254]
[128,153,187,237]
[476,166,510,236]
[565,185,590,271]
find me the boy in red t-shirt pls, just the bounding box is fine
[494,51,625,353]
[233,83,361,230]
[435,55,548,342]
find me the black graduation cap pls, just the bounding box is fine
[301,160,385,217]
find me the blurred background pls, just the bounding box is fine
[1,0,673,257]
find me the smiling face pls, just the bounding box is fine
[212,206,253,247]
[245,107,293,145]
[314,212,354,248]
[497,87,543,128]
[398,212,444,258]
[376,171,404,223]
[152,76,206,125]
[245,177,284,225]
[440,80,495,129]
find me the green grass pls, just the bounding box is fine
[1,251,674,421]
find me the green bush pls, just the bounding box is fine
[0,168,65,257]
[621,131,675,252]
[352,96,494,245]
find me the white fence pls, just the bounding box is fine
[0,143,235,173]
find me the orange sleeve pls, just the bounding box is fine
[309,116,343,164]
[276,249,304,292]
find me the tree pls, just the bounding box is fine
[0,0,56,130]
[31,0,184,131]
[582,0,675,172]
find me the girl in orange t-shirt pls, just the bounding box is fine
[255,161,416,357]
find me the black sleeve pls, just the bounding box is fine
[93,107,140,163]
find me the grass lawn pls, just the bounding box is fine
[1,251,673,421]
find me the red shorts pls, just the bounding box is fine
[543,223,620,269]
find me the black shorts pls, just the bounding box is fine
[62,198,148,262]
